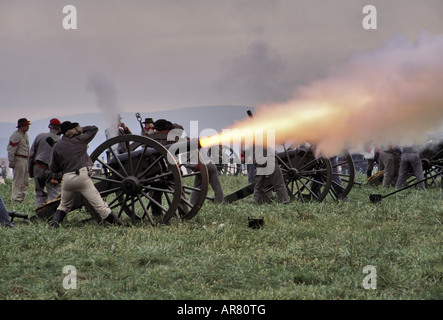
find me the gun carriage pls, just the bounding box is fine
[36,135,209,225]
[224,145,355,203]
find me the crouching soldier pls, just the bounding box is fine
[49,121,122,228]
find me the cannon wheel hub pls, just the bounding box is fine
[287,168,300,180]
[121,176,142,195]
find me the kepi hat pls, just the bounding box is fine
[49,118,61,126]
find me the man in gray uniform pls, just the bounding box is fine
[395,145,426,190]
[253,148,289,204]
[7,118,31,203]
[29,118,62,208]
[380,145,401,188]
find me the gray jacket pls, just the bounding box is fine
[29,129,60,173]
[50,126,98,180]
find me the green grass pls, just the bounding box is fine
[0,174,442,300]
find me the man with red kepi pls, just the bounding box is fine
[29,118,63,208]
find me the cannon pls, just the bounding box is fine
[223,109,356,203]
[36,135,209,225]
[224,145,356,203]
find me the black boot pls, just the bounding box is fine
[104,211,123,226]
[50,210,67,228]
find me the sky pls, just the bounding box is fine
[1,0,443,124]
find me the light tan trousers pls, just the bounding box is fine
[57,167,111,219]
[12,157,29,202]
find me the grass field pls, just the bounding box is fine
[0,174,442,300]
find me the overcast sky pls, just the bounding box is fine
[1,0,442,123]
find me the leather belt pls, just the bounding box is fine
[34,162,50,171]
[15,154,29,159]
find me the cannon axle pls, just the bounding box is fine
[121,176,142,195]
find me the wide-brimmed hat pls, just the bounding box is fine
[58,121,79,135]
[143,118,154,124]
[17,118,31,128]
[153,119,173,131]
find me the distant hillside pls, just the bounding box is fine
[0,105,254,159]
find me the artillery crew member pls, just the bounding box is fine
[29,118,62,208]
[395,145,426,190]
[49,121,122,228]
[253,148,289,205]
[380,145,401,188]
[142,117,155,135]
[151,118,184,143]
[7,118,31,203]
[151,118,224,207]
[105,114,132,154]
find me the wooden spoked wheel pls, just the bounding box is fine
[277,145,333,202]
[89,135,183,225]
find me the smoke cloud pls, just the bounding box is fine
[231,32,443,156]
[216,41,294,104]
[86,72,122,138]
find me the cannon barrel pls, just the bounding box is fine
[105,137,203,167]
[165,138,203,155]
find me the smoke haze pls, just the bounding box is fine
[86,73,121,137]
[231,32,443,156]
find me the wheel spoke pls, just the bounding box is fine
[134,144,149,178]
[96,157,126,181]
[137,194,155,225]
[141,171,173,184]
[143,185,176,193]
[107,191,125,208]
[295,145,311,168]
[98,186,122,196]
[107,146,129,177]
[137,155,164,179]
[297,179,320,200]
[126,141,133,176]
[92,175,122,185]
[141,190,168,214]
